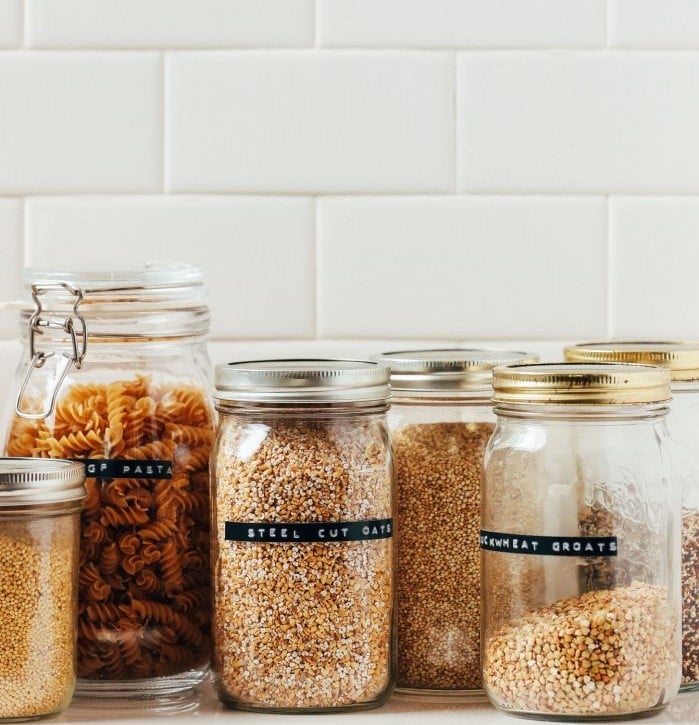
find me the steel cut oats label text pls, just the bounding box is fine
[225,518,393,543]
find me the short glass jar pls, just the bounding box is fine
[375,348,536,698]
[212,360,394,713]
[482,363,681,720]
[565,341,699,691]
[5,264,214,697]
[0,458,84,721]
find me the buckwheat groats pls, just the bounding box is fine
[393,421,493,691]
[483,584,677,717]
[212,359,393,713]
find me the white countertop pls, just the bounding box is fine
[56,682,699,725]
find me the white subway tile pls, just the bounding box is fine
[319,0,606,49]
[0,199,22,338]
[318,197,606,339]
[458,53,699,194]
[27,0,313,48]
[610,198,699,338]
[167,52,453,193]
[610,1,699,48]
[0,54,161,193]
[0,0,21,47]
[26,197,315,338]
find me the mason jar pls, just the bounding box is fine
[565,341,699,692]
[212,360,394,713]
[482,362,681,720]
[375,348,536,698]
[0,458,84,720]
[5,264,214,697]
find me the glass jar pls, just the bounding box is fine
[375,348,536,698]
[565,341,699,692]
[0,458,84,720]
[211,360,394,713]
[5,264,214,697]
[482,363,681,720]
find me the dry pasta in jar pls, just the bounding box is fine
[5,265,214,697]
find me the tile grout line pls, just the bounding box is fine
[452,50,459,193]
[161,51,168,193]
[21,196,29,268]
[313,0,319,49]
[21,0,28,48]
[605,0,612,49]
[313,196,320,338]
[605,195,613,338]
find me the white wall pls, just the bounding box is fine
[0,1,697,359]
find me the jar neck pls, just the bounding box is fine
[494,401,669,421]
[390,388,491,407]
[215,400,389,417]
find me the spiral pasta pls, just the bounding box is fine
[6,376,213,680]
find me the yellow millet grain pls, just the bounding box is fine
[393,421,493,691]
[0,516,76,719]
[213,417,393,711]
[483,582,678,717]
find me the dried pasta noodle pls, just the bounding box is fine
[6,376,213,680]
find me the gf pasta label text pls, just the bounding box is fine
[225,518,393,543]
[479,529,618,557]
[82,459,174,479]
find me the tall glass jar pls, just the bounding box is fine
[375,349,536,698]
[565,341,699,692]
[482,363,681,720]
[212,360,394,713]
[0,458,84,721]
[5,264,214,697]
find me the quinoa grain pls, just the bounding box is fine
[0,517,76,719]
[682,511,699,686]
[394,422,493,691]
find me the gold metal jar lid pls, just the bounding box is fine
[565,341,699,382]
[375,348,538,393]
[493,362,672,405]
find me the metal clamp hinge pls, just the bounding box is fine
[15,283,88,420]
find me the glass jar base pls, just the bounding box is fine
[74,668,208,699]
[492,703,667,722]
[394,687,486,703]
[680,681,699,693]
[217,692,390,714]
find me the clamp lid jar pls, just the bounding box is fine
[482,362,680,720]
[5,263,214,697]
[0,458,84,721]
[212,359,394,713]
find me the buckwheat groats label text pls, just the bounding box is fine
[225,518,393,543]
[480,529,618,557]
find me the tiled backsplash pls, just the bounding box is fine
[0,1,696,346]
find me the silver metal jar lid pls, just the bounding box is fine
[375,348,539,393]
[0,458,86,506]
[214,359,390,404]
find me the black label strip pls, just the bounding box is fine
[479,529,618,557]
[81,459,174,480]
[225,518,393,543]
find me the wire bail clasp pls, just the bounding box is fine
[16,282,88,420]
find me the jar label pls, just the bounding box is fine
[479,529,618,557]
[225,518,393,543]
[81,459,174,479]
